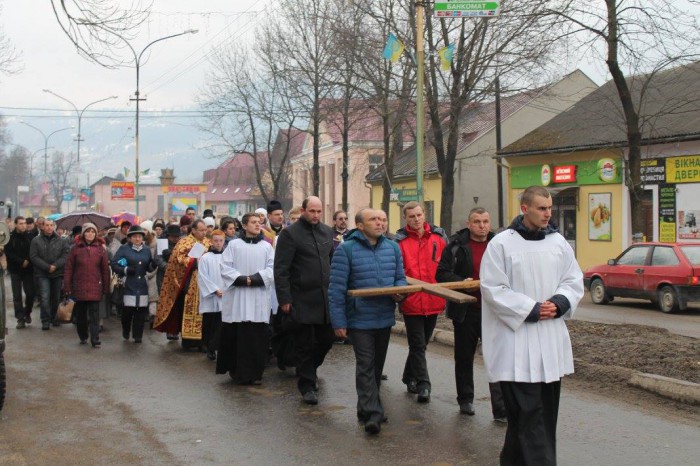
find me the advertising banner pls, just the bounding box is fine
[111,181,135,200]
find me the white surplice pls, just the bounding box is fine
[220,238,275,323]
[480,229,584,384]
[197,251,224,314]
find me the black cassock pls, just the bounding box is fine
[216,321,270,384]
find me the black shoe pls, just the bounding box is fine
[381,374,388,380]
[42,322,50,331]
[166,333,179,341]
[134,338,142,343]
[16,320,26,329]
[92,340,101,348]
[406,380,418,394]
[52,320,60,327]
[80,339,87,345]
[25,315,32,324]
[206,350,216,361]
[494,416,508,424]
[417,388,431,403]
[364,421,381,435]
[302,391,318,405]
[123,331,130,341]
[459,402,475,415]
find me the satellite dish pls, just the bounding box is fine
[0,222,9,247]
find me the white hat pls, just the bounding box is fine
[203,217,216,227]
[254,208,268,216]
[139,219,154,232]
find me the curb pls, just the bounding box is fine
[392,321,699,405]
[628,372,700,405]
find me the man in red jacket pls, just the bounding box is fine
[395,201,447,402]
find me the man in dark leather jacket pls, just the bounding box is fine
[436,207,506,421]
[4,217,35,328]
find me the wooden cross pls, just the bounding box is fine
[348,277,479,304]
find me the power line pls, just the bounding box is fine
[143,2,273,95]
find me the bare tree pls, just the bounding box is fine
[50,0,151,67]
[422,1,562,232]
[200,42,301,204]
[547,0,700,237]
[0,145,29,201]
[0,5,21,77]
[48,151,78,213]
[351,0,417,216]
[262,0,339,196]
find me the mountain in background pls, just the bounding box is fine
[4,111,223,186]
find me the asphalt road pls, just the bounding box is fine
[575,292,700,338]
[1,318,698,465]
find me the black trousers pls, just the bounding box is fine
[499,381,561,466]
[402,314,437,390]
[74,300,101,344]
[122,306,148,341]
[453,312,506,416]
[293,323,336,394]
[202,312,222,351]
[349,328,391,423]
[216,321,270,383]
[10,273,34,321]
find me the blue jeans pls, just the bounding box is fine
[37,276,63,323]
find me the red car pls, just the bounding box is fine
[583,242,700,313]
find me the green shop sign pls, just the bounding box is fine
[390,188,418,202]
[511,158,622,189]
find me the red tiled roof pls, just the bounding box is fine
[204,153,268,202]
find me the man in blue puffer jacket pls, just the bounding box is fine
[329,208,407,435]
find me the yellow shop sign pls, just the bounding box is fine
[666,155,700,183]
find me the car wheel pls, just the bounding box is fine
[657,286,679,313]
[590,278,610,304]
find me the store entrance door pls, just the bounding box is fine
[552,188,578,254]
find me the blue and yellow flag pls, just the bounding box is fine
[383,33,405,63]
[438,44,455,71]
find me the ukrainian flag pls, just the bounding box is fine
[383,33,405,62]
[439,44,455,71]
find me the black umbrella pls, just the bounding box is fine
[55,211,112,231]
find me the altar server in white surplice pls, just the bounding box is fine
[216,212,275,385]
[197,229,226,361]
[481,185,583,466]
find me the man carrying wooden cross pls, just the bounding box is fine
[395,201,448,403]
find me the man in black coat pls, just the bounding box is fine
[274,196,336,405]
[30,218,70,330]
[4,216,35,328]
[436,207,506,422]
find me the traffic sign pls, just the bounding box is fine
[434,1,501,18]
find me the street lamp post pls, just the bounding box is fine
[19,122,73,177]
[41,90,118,163]
[113,29,198,216]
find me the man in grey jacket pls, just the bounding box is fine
[30,219,70,330]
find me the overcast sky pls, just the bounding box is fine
[1,0,261,110]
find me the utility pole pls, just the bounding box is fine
[416,1,425,204]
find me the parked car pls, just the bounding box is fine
[583,242,700,313]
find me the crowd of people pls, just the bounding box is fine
[1,186,583,465]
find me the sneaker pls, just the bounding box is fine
[25,315,32,324]
[459,402,475,415]
[302,390,319,405]
[16,320,26,329]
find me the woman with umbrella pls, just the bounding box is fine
[112,225,156,343]
[63,223,110,347]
